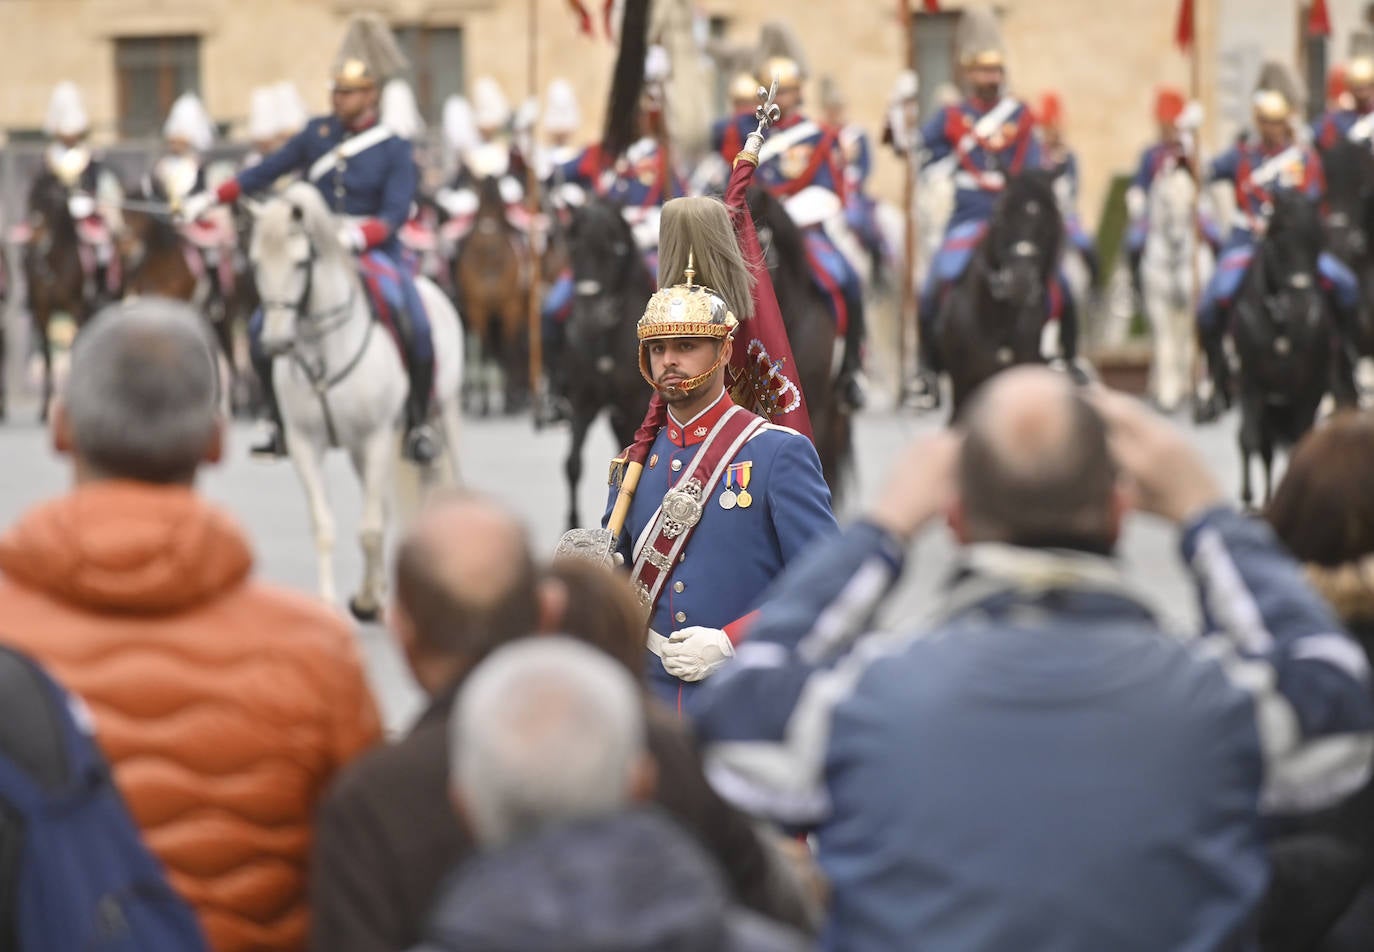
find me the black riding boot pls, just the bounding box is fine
[538,320,571,426]
[1194,324,1230,425]
[250,349,287,459]
[1057,294,1090,385]
[906,319,942,412]
[405,354,437,464]
[837,288,867,411]
[1128,247,1144,304]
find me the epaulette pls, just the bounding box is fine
[608,452,629,488]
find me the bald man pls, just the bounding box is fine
[692,370,1374,952]
[309,492,542,952]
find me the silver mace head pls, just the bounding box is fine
[754,76,781,131]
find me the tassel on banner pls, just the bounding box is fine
[1174,0,1194,51]
[1308,0,1331,37]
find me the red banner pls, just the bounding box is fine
[1308,0,1332,37]
[923,0,941,12]
[1174,0,1194,50]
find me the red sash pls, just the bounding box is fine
[630,405,766,613]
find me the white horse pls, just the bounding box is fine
[249,181,464,618]
[1142,166,1214,413]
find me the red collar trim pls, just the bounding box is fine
[665,392,734,448]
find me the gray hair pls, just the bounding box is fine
[64,297,220,484]
[450,637,646,849]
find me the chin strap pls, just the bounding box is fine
[639,338,733,395]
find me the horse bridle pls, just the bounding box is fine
[986,238,1042,302]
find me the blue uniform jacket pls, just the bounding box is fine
[1208,138,1324,242]
[754,114,846,200]
[921,98,1041,229]
[1313,107,1374,150]
[602,394,838,712]
[692,511,1374,952]
[556,137,687,209]
[231,114,417,256]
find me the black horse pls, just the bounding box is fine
[1232,190,1334,508]
[560,198,654,529]
[931,170,1064,421]
[1317,136,1374,406]
[24,172,91,422]
[745,187,855,503]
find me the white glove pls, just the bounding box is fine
[180,191,215,224]
[1177,101,1204,132]
[660,626,734,682]
[67,193,96,221]
[337,223,367,253]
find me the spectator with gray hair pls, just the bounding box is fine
[408,637,808,952]
[0,298,380,952]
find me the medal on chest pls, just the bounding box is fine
[720,461,754,510]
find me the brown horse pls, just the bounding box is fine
[746,187,854,503]
[453,175,530,415]
[23,172,89,422]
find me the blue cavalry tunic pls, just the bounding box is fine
[602,392,838,714]
[1313,105,1374,151]
[224,113,432,360]
[918,96,1041,324]
[1198,136,1357,332]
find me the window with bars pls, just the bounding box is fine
[115,35,201,139]
[393,26,464,126]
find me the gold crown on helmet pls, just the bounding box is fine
[334,58,376,91]
[1350,56,1374,88]
[1253,89,1292,121]
[637,254,739,343]
[761,56,803,91]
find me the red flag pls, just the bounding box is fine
[722,159,815,441]
[603,0,616,40]
[567,0,593,35]
[1308,0,1332,37]
[923,0,941,11]
[1174,0,1194,50]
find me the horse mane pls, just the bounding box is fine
[744,186,812,291]
[256,182,343,258]
[987,170,1063,269]
[1318,138,1373,207]
[571,197,651,294]
[1268,190,1325,259]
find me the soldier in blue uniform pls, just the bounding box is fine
[909,7,1065,407]
[182,15,437,463]
[1313,52,1374,150]
[602,196,838,713]
[821,76,887,279]
[1195,62,1359,421]
[751,56,867,409]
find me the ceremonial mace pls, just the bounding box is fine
[552,78,782,568]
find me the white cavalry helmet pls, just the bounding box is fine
[472,76,511,130]
[247,86,278,142]
[272,81,309,138]
[381,78,425,139]
[163,91,216,151]
[442,95,479,155]
[544,78,581,134]
[44,81,89,138]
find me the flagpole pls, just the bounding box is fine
[527,0,545,412]
[1187,0,1204,414]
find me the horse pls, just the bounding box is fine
[745,186,854,502]
[248,181,465,618]
[559,198,654,529]
[932,170,1064,421]
[23,171,90,421]
[1141,164,1214,412]
[453,175,530,415]
[1231,190,1334,509]
[1316,136,1374,405]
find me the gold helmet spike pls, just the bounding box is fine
[1252,89,1292,121]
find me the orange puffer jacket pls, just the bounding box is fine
[0,482,381,952]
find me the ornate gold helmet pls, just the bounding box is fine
[331,14,410,92]
[1252,60,1302,123]
[761,57,803,92]
[729,71,759,104]
[1252,90,1292,121]
[637,254,738,393]
[957,6,1006,70]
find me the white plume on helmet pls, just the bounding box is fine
[272,82,308,138]
[247,86,278,142]
[163,92,215,151]
[381,78,425,139]
[472,77,511,130]
[443,95,479,155]
[44,81,89,138]
[544,78,580,135]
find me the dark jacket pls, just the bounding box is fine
[310,686,813,952]
[407,808,810,952]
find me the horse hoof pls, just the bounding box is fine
[348,597,380,623]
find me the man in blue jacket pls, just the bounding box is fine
[693,367,1374,952]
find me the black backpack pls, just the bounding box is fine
[0,644,210,951]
